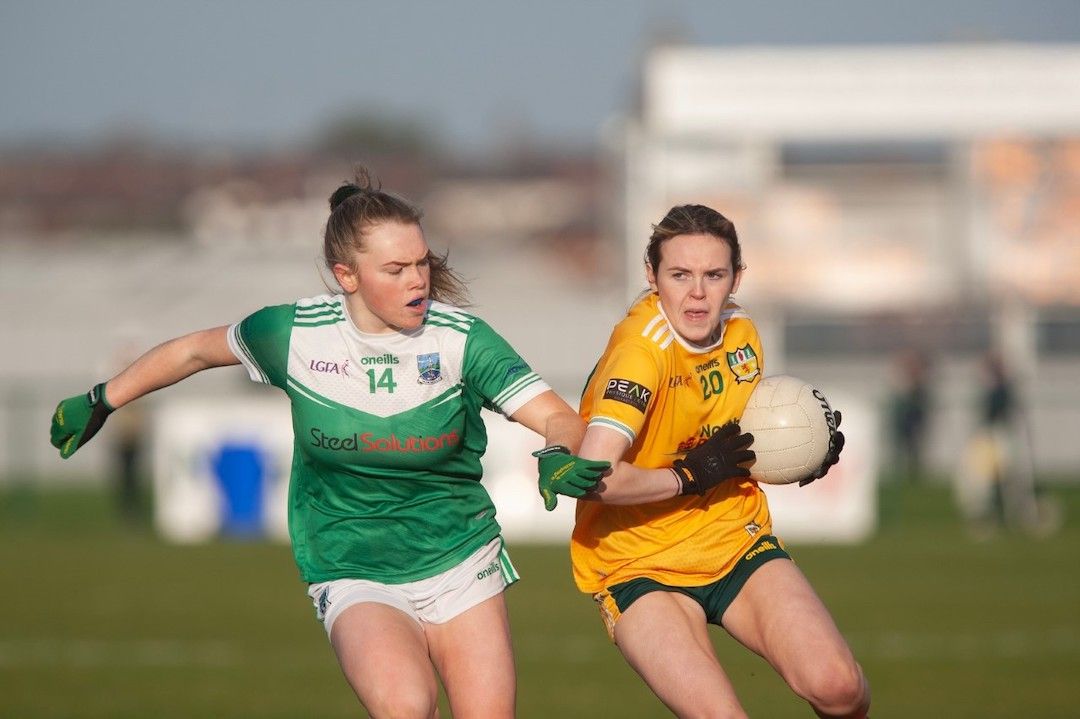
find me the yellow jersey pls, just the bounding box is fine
[571,293,770,593]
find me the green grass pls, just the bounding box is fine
[1,481,1078,718]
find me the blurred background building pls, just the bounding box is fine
[2,2,1079,539]
[617,42,1080,480]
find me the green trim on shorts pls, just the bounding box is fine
[607,534,790,624]
[498,544,520,585]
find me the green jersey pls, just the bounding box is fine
[227,295,548,583]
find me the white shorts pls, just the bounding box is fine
[306,537,519,636]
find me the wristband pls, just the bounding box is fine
[532,445,571,458]
[670,468,683,496]
[89,382,116,413]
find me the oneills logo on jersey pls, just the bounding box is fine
[416,352,442,384]
[727,345,760,384]
[694,358,722,374]
[361,353,399,366]
[744,521,762,537]
[603,378,652,413]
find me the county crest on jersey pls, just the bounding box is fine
[727,344,760,384]
[416,352,442,384]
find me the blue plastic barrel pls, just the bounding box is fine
[210,443,265,538]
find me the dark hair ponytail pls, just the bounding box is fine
[328,183,363,211]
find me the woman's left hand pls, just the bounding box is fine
[799,410,846,487]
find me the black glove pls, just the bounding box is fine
[672,421,755,496]
[799,410,845,487]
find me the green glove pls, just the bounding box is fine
[50,383,114,459]
[533,445,610,511]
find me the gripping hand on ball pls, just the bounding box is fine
[50,383,114,459]
[533,446,611,511]
[799,410,845,487]
[672,421,755,496]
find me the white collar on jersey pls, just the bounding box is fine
[656,300,745,354]
[339,293,426,342]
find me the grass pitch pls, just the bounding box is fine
[1,480,1077,718]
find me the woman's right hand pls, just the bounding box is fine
[671,421,755,495]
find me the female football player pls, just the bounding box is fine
[570,204,870,718]
[49,167,609,719]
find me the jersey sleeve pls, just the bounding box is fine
[585,339,661,445]
[462,318,550,416]
[227,303,294,390]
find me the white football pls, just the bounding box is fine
[739,375,835,485]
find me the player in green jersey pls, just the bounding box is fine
[50,167,608,719]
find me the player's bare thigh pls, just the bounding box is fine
[425,592,516,719]
[615,590,748,719]
[722,559,869,716]
[331,602,440,719]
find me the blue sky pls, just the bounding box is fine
[3,0,1079,155]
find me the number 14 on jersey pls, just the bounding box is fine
[366,368,397,393]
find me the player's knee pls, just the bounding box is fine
[359,685,439,719]
[799,658,869,717]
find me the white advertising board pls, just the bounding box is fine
[150,394,876,545]
[151,397,293,543]
[760,392,878,544]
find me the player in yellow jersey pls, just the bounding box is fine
[568,205,870,718]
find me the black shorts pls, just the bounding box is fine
[594,534,790,640]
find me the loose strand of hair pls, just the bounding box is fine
[428,250,471,307]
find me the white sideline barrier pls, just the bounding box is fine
[761,392,879,543]
[151,394,876,544]
[151,397,293,544]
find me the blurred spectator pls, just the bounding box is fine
[107,341,148,524]
[110,401,146,524]
[887,349,931,482]
[955,351,1060,537]
[955,352,1015,534]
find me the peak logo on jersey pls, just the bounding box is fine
[309,428,459,453]
[603,378,652,413]
[310,359,350,376]
[727,345,760,383]
[360,353,399,366]
[417,352,442,384]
